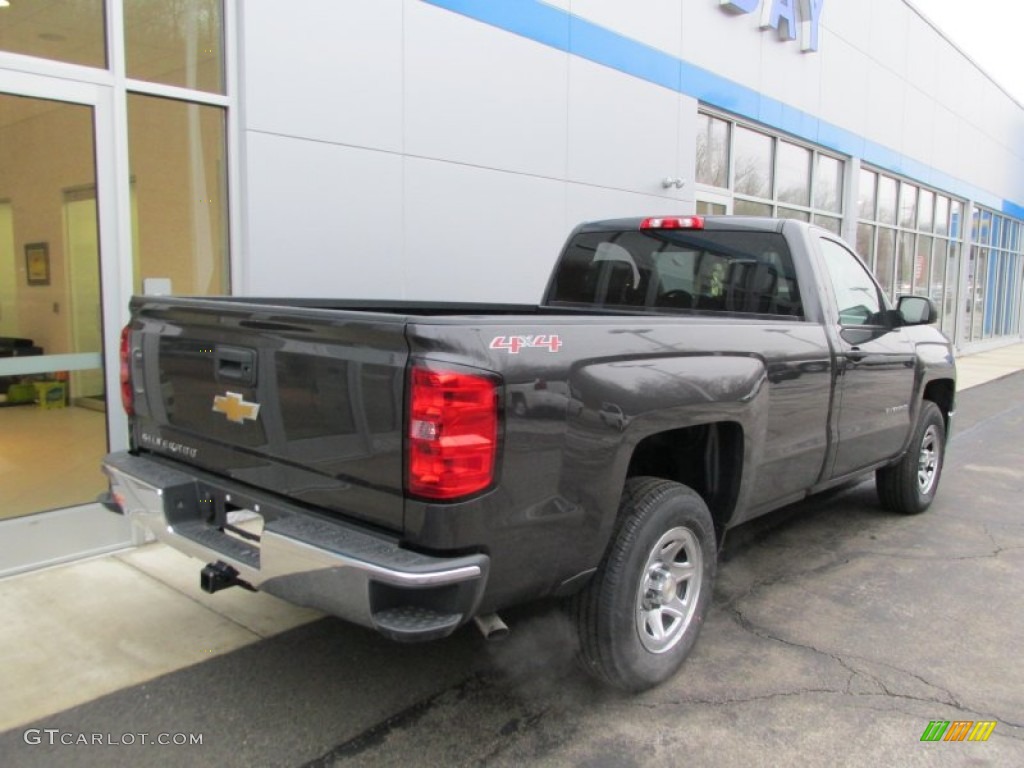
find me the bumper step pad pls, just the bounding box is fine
[372,606,463,642]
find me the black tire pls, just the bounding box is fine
[572,477,716,691]
[876,400,946,514]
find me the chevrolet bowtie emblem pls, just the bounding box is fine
[212,392,261,424]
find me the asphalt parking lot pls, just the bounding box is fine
[1,371,1022,767]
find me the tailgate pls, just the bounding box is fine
[129,299,409,532]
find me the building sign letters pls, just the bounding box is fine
[720,0,825,53]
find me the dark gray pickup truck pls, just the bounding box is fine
[103,215,955,690]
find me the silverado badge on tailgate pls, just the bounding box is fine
[212,392,261,424]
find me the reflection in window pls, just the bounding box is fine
[899,183,918,229]
[858,170,877,220]
[917,189,934,233]
[877,176,898,225]
[875,228,896,295]
[814,154,842,212]
[549,230,804,317]
[0,0,106,68]
[814,215,842,235]
[696,113,846,228]
[778,207,809,222]
[896,231,914,296]
[819,238,883,326]
[696,201,727,216]
[735,199,772,217]
[125,0,225,94]
[970,208,1024,341]
[971,249,987,340]
[977,211,992,248]
[856,168,969,325]
[128,94,229,295]
[777,142,810,206]
[916,236,933,295]
[934,196,950,237]
[733,126,772,198]
[696,113,729,188]
[942,243,959,333]
[857,224,875,269]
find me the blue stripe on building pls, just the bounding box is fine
[423,0,1023,220]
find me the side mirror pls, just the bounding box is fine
[897,295,938,326]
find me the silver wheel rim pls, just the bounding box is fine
[917,424,941,496]
[635,526,703,654]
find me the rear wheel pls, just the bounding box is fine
[573,477,716,691]
[876,401,946,514]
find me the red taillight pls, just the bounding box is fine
[639,215,704,230]
[119,325,134,416]
[407,366,499,500]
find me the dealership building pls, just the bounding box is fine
[1,0,1022,571]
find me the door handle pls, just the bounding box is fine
[847,346,865,363]
[215,346,257,386]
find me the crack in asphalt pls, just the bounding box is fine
[298,676,482,767]
[719,603,1024,739]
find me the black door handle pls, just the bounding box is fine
[216,346,257,386]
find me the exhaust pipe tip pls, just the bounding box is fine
[473,613,509,641]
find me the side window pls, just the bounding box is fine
[818,238,884,326]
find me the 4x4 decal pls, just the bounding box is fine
[489,335,562,354]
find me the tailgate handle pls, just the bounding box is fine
[216,346,257,386]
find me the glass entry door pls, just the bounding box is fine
[0,92,108,519]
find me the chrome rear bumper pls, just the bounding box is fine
[102,451,488,641]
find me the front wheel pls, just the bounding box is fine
[572,477,717,691]
[876,400,946,514]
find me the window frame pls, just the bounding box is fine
[695,108,847,229]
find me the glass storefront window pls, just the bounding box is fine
[916,235,933,295]
[971,210,1024,342]
[125,0,225,94]
[977,210,992,246]
[942,243,959,334]
[733,126,772,198]
[877,176,897,225]
[971,249,987,341]
[858,170,876,220]
[778,207,810,222]
[814,154,842,213]
[127,94,229,295]
[857,223,875,269]
[934,196,949,237]
[776,141,811,206]
[813,214,842,234]
[696,112,846,233]
[917,189,934,233]
[0,0,106,68]
[896,231,914,296]
[875,228,896,294]
[734,199,772,217]
[990,216,1002,250]
[696,113,729,188]
[899,183,918,229]
[951,200,963,239]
